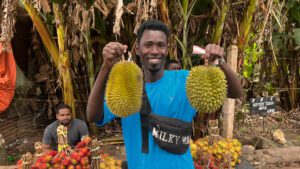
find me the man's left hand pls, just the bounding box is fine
[201,44,225,65]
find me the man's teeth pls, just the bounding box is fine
[149,58,160,63]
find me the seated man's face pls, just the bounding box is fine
[56,108,72,126]
[168,63,182,70]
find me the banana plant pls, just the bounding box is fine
[175,0,197,69]
[53,3,76,117]
[238,0,259,52]
[211,0,230,44]
[20,0,59,66]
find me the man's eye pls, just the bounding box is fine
[144,44,152,48]
[158,44,167,48]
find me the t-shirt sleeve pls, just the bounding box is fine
[42,126,53,145]
[96,100,117,126]
[78,121,89,138]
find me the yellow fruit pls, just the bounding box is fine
[232,139,241,146]
[233,152,239,160]
[229,148,235,153]
[235,146,241,152]
[217,147,222,154]
[100,163,107,168]
[227,142,233,149]
[106,61,143,117]
[198,142,204,147]
[108,161,116,167]
[190,143,197,151]
[186,66,227,114]
[116,160,122,166]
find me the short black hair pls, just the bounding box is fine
[136,20,170,44]
[56,104,71,114]
[166,59,181,68]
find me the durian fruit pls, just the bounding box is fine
[106,60,143,117]
[186,66,227,113]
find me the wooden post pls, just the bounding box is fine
[222,43,238,138]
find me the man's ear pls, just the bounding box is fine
[135,43,140,56]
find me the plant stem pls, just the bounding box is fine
[53,3,76,117]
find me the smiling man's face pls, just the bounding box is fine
[136,30,168,74]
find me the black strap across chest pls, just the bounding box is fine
[140,84,151,153]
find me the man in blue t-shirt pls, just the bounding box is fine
[87,20,242,169]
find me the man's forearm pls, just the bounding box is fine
[42,144,51,152]
[86,65,110,122]
[219,63,242,99]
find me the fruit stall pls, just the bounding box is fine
[16,125,123,169]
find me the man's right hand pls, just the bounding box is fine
[102,42,128,70]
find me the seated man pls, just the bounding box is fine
[42,104,89,151]
[165,59,182,70]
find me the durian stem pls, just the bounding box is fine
[204,59,209,66]
[128,51,133,61]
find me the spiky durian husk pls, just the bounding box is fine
[186,66,227,114]
[106,61,143,117]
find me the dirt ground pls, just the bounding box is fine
[233,107,300,169]
[234,109,300,147]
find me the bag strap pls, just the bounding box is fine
[140,82,151,153]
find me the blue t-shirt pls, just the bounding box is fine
[97,70,197,169]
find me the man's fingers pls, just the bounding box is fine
[121,44,128,52]
[104,42,128,58]
[205,44,212,55]
[107,43,122,57]
[204,44,224,59]
[102,50,115,60]
[201,54,209,60]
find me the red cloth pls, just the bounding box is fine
[0,43,16,112]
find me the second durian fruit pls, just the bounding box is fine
[106,61,143,117]
[186,66,227,113]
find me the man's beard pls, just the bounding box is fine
[59,120,70,126]
[149,67,160,73]
[144,60,165,73]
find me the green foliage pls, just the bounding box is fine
[191,0,212,15]
[123,0,133,5]
[272,32,289,53]
[264,82,277,96]
[235,111,246,123]
[50,0,65,4]
[288,0,300,26]
[297,136,300,142]
[243,42,263,79]
[293,28,300,45]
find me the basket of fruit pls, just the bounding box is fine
[190,136,242,169]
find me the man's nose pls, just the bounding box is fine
[150,45,160,54]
